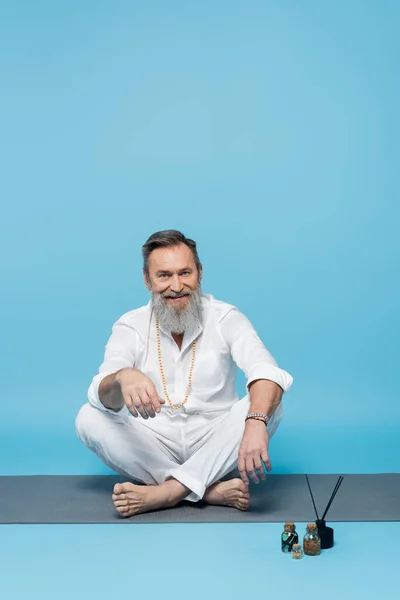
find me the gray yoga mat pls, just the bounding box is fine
[0,474,399,524]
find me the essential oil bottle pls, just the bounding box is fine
[291,544,303,559]
[303,523,321,556]
[281,522,299,553]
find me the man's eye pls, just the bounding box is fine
[182,271,190,276]
[159,274,168,279]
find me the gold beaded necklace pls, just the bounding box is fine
[155,317,197,410]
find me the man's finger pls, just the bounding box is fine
[238,455,249,486]
[142,400,156,418]
[255,460,266,480]
[147,390,163,413]
[246,456,259,484]
[261,450,272,472]
[133,397,148,419]
[141,390,156,418]
[148,385,166,406]
[124,394,138,418]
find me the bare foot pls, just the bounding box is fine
[203,478,250,511]
[112,480,187,518]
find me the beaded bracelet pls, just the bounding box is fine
[246,411,269,424]
[245,416,268,425]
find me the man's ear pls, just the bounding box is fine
[198,263,203,282]
[143,270,151,291]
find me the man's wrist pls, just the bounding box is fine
[246,411,269,424]
[245,417,268,427]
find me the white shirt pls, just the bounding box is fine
[88,294,294,417]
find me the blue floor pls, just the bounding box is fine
[0,522,395,599]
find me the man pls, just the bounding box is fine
[75,230,293,517]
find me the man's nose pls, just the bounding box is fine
[169,274,184,293]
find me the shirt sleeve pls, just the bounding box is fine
[220,308,294,393]
[87,319,140,412]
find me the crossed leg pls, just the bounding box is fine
[75,398,281,517]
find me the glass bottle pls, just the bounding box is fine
[303,523,321,556]
[291,544,303,559]
[281,522,299,553]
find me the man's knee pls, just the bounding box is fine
[75,403,94,443]
[75,402,111,445]
[75,402,130,445]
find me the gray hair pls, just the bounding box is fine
[142,230,201,277]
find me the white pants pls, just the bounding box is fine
[75,395,282,502]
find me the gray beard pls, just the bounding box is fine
[151,287,203,334]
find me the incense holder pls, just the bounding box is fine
[315,519,334,549]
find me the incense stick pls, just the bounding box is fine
[305,475,319,520]
[322,476,343,520]
[321,476,344,521]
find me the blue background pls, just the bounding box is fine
[1,0,398,476]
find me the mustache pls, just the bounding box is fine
[161,291,192,299]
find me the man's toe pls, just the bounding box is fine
[113,493,126,500]
[114,500,128,508]
[118,507,131,516]
[238,480,248,493]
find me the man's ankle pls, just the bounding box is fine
[163,478,190,506]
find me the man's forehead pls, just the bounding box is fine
[149,244,195,270]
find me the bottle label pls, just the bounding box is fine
[281,532,298,553]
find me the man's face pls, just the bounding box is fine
[144,243,202,312]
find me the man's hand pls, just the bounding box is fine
[238,420,271,485]
[116,368,166,419]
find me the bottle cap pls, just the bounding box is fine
[307,523,317,530]
[292,544,301,550]
[284,522,295,530]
